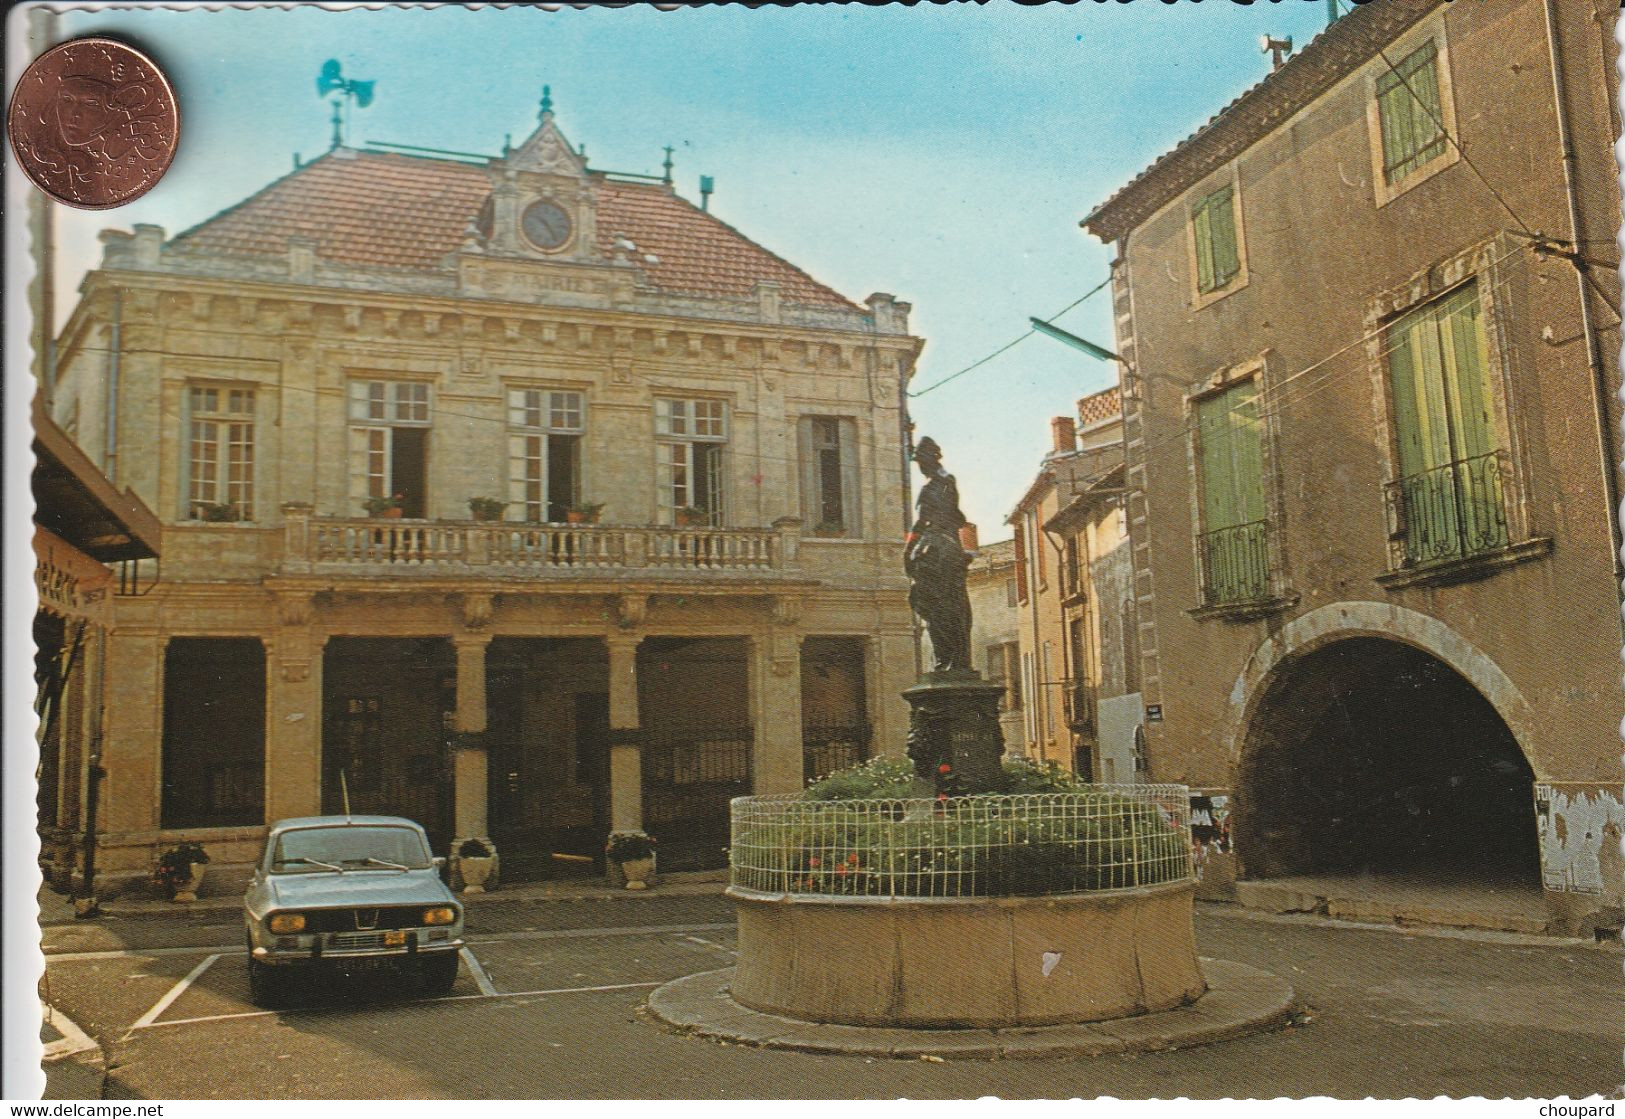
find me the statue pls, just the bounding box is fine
[905,436,973,675]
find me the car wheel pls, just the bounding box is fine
[418,951,459,997]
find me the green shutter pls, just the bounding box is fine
[1210,189,1240,288]
[1379,41,1444,184]
[1193,200,1216,292]
[1196,380,1266,602]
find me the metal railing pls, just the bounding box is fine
[1196,518,1272,607]
[1384,451,1511,567]
[802,722,872,784]
[730,785,1193,899]
[1065,681,1096,732]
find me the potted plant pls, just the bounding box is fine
[605,831,657,890]
[468,496,506,523]
[675,506,709,528]
[152,841,210,903]
[193,501,239,523]
[455,837,496,894]
[363,494,404,519]
[564,501,605,525]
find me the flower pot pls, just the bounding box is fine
[172,864,206,904]
[459,855,496,894]
[618,855,655,891]
[471,510,501,523]
[565,511,590,525]
[377,507,404,520]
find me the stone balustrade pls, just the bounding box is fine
[277,503,801,579]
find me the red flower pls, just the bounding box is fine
[836,865,848,876]
[938,763,952,774]
[846,853,859,864]
[808,856,821,868]
[937,793,948,802]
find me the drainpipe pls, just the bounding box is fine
[1542,0,1625,637]
[104,289,121,483]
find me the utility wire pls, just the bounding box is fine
[907,275,1114,399]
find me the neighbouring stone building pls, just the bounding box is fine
[47,97,922,888]
[32,398,162,898]
[1082,0,1622,932]
[963,534,1022,753]
[1007,387,1138,779]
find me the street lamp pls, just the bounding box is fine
[1027,317,1120,363]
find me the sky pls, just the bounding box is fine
[41,0,1344,534]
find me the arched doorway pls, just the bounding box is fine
[1234,637,1538,886]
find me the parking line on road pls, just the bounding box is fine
[129,979,666,1032]
[460,947,499,996]
[125,953,220,1037]
[682,933,737,957]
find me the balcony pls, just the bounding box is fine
[1196,518,1272,608]
[1065,680,1096,732]
[277,506,804,584]
[1384,451,1510,568]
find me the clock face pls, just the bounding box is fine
[521,199,573,252]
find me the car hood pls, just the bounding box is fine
[265,869,454,910]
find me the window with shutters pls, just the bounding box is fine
[347,380,431,518]
[655,397,727,526]
[1191,376,1274,608]
[184,386,255,520]
[1012,521,1029,604]
[799,415,860,537]
[507,388,584,522]
[1367,32,1459,205]
[1382,282,1509,568]
[1190,185,1242,296]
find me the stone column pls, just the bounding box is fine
[750,630,804,795]
[865,629,915,760]
[450,634,494,870]
[605,634,644,834]
[265,595,324,822]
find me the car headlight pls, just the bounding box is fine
[423,906,457,926]
[268,912,306,934]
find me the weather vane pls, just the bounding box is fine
[316,59,375,150]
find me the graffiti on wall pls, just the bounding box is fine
[1535,784,1624,903]
[1189,792,1231,878]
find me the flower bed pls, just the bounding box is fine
[731,764,1192,899]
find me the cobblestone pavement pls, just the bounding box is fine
[34,894,1622,1100]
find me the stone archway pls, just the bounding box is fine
[1225,604,1542,885]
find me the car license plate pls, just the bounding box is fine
[384,930,407,947]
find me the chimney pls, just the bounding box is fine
[700,175,714,212]
[131,224,165,268]
[1051,415,1077,454]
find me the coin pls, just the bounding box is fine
[7,37,179,210]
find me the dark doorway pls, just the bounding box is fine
[161,637,266,829]
[638,637,751,871]
[800,636,870,782]
[1234,637,1538,884]
[322,638,454,851]
[392,427,427,518]
[484,637,607,881]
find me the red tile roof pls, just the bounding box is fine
[170,148,860,311]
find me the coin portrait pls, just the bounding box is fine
[7,36,178,209]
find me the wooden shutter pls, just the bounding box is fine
[1210,188,1240,287]
[796,417,818,526]
[1013,525,1029,604]
[1192,200,1216,292]
[838,419,861,538]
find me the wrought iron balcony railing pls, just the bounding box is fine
[1383,451,1511,568]
[1065,680,1096,732]
[1196,518,1272,607]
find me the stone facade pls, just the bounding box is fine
[965,536,1021,753]
[1007,389,1136,777]
[48,104,922,887]
[1082,0,1622,930]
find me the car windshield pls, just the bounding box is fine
[271,826,432,872]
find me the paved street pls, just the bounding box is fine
[37,892,1621,1100]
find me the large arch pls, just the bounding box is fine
[1223,603,1543,883]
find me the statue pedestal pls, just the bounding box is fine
[903,672,1007,793]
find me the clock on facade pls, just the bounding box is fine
[520,199,573,252]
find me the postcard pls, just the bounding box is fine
[5,0,1621,1104]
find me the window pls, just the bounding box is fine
[1376,40,1447,187]
[1193,378,1270,606]
[656,398,727,526]
[348,380,431,518]
[799,416,860,536]
[1005,578,1018,609]
[1384,281,1507,566]
[1062,536,1083,599]
[507,388,584,522]
[1191,185,1241,295]
[1013,529,1029,604]
[185,386,255,520]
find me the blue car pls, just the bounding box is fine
[244,815,465,1006]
